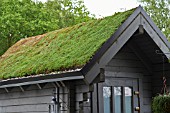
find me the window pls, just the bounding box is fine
[103,87,111,113]
[114,87,122,113]
[103,86,133,113]
[125,87,133,113]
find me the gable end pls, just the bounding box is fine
[83,6,170,84]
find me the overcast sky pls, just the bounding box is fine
[84,0,140,17]
[38,0,140,17]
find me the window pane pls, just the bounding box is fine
[103,87,111,113]
[114,87,122,113]
[125,87,133,113]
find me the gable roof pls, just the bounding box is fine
[0,6,169,87]
[0,8,135,80]
[83,6,170,84]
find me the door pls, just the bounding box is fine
[103,78,140,113]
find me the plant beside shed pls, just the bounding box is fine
[152,94,170,113]
[152,76,170,113]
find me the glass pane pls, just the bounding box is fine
[125,87,133,113]
[114,87,122,113]
[103,87,111,113]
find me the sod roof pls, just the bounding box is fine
[0,8,135,79]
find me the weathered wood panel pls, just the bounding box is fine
[105,45,152,113]
[75,80,91,113]
[152,70,170,95]
[0,83,70,113]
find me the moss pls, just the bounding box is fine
[0,8,135,79]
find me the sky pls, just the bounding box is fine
[38,0,140,17]
[84,0,140,17]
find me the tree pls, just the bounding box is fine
[138,0,170,39]
[44,0,94,28]
[0,0,94,56]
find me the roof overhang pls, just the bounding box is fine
[82,6,170,84]
[0,71,83,88]
[1,6,169,88]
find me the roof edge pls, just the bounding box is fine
[0,71,83,88]
[81,6,143,76]
[139,6,170,49]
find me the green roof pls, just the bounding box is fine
[0,8,135,79]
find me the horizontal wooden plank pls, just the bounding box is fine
[0,111,47,113]
[105,66,145,73]
[153,71,170,76]
[75,80,86,85]
[154,63,170,71]
[105,78,133,86]
[143,90,152,98]
[0,83,54,94]
[135,40,153,47]
[105,71,143,78]
[0,87,68,100]
[0,95,52,107]
[143,98,151,105]
[107,59,144,68]
[143,105,151,113]
[0,104,48,112]
[143,76,152,83]
[143,83,152,90]
[75,85,89,93]
[118,45,133,52]
[113,51,139,61]
[0,88,53,100]
[152,86,163,95]
[152,79,170,87]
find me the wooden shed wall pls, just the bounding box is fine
[103,44,152,113]
[75,80,91,113]
[152,63,170,95]
[78,43,154,113]
[0,83,70,113]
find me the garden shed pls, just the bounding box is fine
[0,6,169,113]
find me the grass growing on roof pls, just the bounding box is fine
[0,8,135,79]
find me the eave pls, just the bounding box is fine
[0,71,83,88]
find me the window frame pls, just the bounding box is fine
[103,77,139,113]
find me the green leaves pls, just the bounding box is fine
[138,0,170,40]
[152,94,170,113]
[0,0,94,56]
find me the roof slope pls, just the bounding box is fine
[0,8,135,79]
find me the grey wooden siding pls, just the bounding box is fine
[0,82,70,113]
[104,44,152,113]
[75,80,91,113]
[0,42,168,113]
[152,63,170,95]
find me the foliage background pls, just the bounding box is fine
[0,0,94,56]
[138,0,170,40]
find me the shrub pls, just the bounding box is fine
[152,94,170,113]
